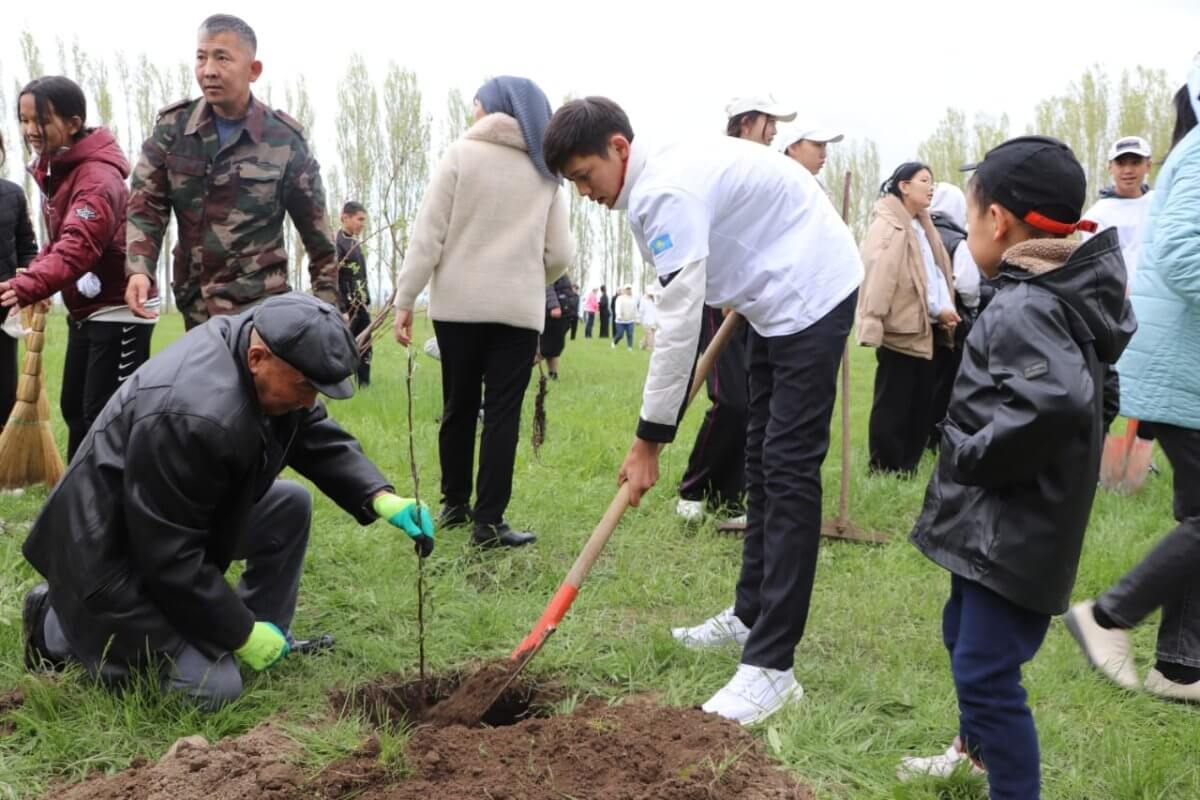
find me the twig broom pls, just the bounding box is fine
[0,306,64,489]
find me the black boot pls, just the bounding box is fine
[23,583,65,672]
[438,503,473,529]
[472,521,537,549]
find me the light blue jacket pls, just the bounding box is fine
[1118,65,1200,430]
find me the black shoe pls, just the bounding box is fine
[439,504,473,529]
[22,583,63,672]
[472,521,537,549]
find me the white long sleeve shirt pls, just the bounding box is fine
[913,219,954,319]
[615,136,863,442]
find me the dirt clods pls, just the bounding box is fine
[43,724,301,800]
[38,670,813,800]
[307,697,812,799]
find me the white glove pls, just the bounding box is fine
[2,308,29,339]
[76,272,102,298]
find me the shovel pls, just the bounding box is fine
[482,312,746,711]
[1101,419,1152,494]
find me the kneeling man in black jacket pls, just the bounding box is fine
[897,138,1135,797]
[21,293,435,709]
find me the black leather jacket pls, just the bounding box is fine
[0,178,38,280]
[911,229,1135,615]
[23,306,391,664]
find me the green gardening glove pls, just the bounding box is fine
[235,621,290,671]
[373,492,435,558]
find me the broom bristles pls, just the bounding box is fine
[0,307,65,489]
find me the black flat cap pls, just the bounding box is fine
[252,293,360,400]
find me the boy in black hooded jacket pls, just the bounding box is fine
[898,137,1136,799]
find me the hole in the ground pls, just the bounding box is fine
[331,669,557,730]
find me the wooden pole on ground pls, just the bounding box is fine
[821,171,886,544]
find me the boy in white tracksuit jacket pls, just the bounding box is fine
[544,96,863,725]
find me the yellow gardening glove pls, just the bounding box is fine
[235,621,290,671]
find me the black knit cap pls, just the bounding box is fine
[961,136,1096,235]
[253,293,359,400]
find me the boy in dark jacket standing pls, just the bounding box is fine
[898,137,1135,798]
[336,201,371,386]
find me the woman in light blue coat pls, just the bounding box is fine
[1064,60,1200,702]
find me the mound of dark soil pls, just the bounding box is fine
[43,724,301,800]
[37,670,813,800]
[314,672,811,800]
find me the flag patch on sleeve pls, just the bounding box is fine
[75,205,97,221]
[649,234,674,255]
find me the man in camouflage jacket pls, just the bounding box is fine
[125,13,340,329]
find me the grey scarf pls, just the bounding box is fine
[475,76,555,181]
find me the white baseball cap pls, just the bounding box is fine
[774,126,845,152]
[1108,135,1152,160]
[725,94,796,121]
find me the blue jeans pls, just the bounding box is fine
[944,574,1050,800]
[613,321,634,348]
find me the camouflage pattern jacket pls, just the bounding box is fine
[126,95,339,327]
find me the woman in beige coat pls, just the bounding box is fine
[394,76,574,548]
[855,162,958,474]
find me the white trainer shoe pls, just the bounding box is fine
[897,737,986,781]
[1144,668,1200,702]
[676,498,705,523]
[1062,600,1139,689]
[671,606,750,649]
[701,663,803,725]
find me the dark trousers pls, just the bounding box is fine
[679,305,749,513]
[1098,423,1200,667]
[869,346,937,474]
[62,319,154,461]
[929,305,974,450]
[584,311,595,338]
[944,574,1050,800]
[434,320,537,525]
[42,480,312,710]
[568,316,579,340]
[613,321,634,348]
[348,306,372,386]
[734,292,854,671]
[0,333,15,428]
[598,313,610,339]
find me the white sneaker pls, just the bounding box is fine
[671,606,750,649]
[1144,668,1200,702]
[897,737,986,781]
[1062,600,1139,689]
[700,663,803,725]
[676,499,705,523]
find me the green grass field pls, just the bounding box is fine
[0,311,1196,798]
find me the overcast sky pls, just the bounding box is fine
[5,0,1199,184]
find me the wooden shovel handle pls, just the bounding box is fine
[510,312,743,659]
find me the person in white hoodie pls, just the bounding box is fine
[1080,135,1155,289]
[612,284,638,349]
[927,182,982,451]
[544,96,862,726]
[1080,135,1156,452]
[393,76,574,549]
[639,290,658,350]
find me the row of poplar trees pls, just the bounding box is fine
[0,36,1181,306]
